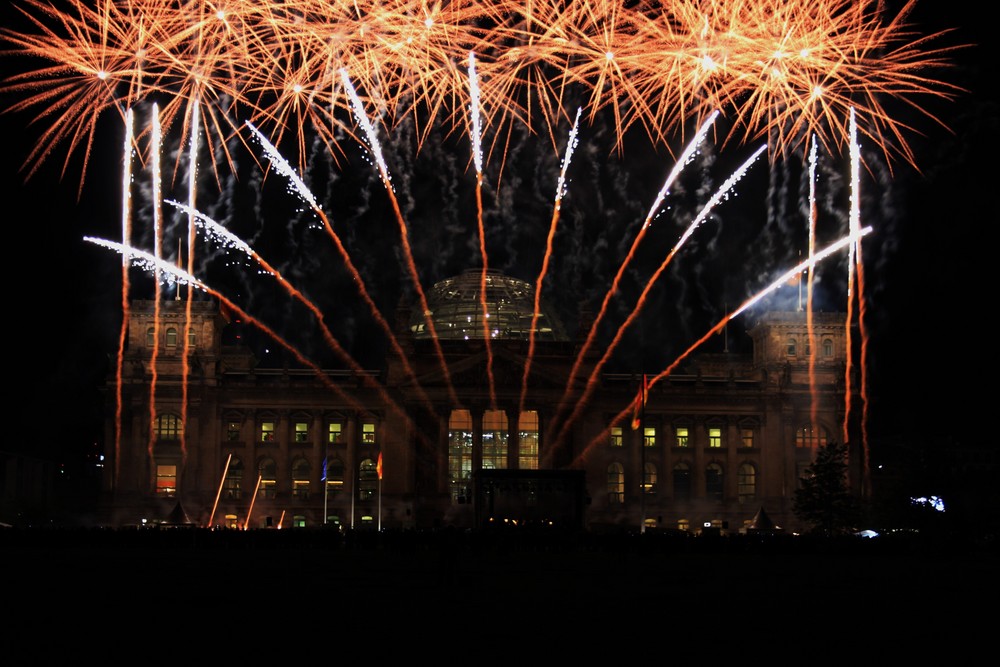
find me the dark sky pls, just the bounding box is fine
[2,2,994,464]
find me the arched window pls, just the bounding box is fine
[673,463,691,501]
[292,458,311,499]
[706,463,724,501]
[607,462,624,504]
[258,458,277,499]
[823,338,834,357]
[448,409,473,501]
[795,425,829,448]
[324,457,344,497]
[786,337,797,356]
[155,413,181,440]
[643,462,657,495]
[482,409,508,470]
[165,327,178,347]
[224,458,243,500]
[738,463,756,503]
[518,410,539,470]
[358,458,378,501]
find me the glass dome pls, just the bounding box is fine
[409,269,569,342]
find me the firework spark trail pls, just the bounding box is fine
[179,102,201,467]
[574,224,874,464]
[114,106,134,487]
[468,52,498,410]
[550,111,719,440]
[244,120,437,414]
[549,141,768,460]
[165,199,435,417]
[147,103,163,470]
[520,106,582,415]
[844,108,860,447]
[848,107,872,496]
[807,136,819,434]
[340,69,461,409]
[207,452,232,529]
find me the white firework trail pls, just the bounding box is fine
[467,52,483,176]
[555,108,582,207]
[164,200,264,268]
[340,68,392,187]
[643,110,720,229]
[245,120,320,210]
[85,237,211,292]
[732,226,873,318]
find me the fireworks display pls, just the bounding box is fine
[1,0,965,188]
[1,0,985,499]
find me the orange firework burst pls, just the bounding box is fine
[0,0,967,187]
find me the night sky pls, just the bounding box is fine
[2,2,994,474]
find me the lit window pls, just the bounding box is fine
[738,463,756,503]
[607,462,624,504]
[708,427,722,448]
[292,515,306,528]
[795,425,829,448]
[258,458,277,499]
[166,327,178,347]
[362,421,376,445]
[741,428,754,449]
[823,338,834,357]
[294,421,309,443]
[359,458,378,501]
[482,409,508,470]
[518,410,539,470]
[675,426,689,448]
[292,458,310,499]
[328,422,343,444]
[643,426,656,448]
[787,337,797,355]
[706,463,724,501]
[643,462,657,494]
[156,464,176,497]
[678,519,690,532]
[155,414,182,440]
[226,420,241,442]
[261,421,275,443]
[448,410,473,501]
[610,426,623,447]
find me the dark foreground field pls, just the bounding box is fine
[3,526,997,648]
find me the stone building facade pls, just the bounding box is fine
[101,271,855,534]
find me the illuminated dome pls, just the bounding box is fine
[409,269,569,342]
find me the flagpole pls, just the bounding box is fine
[322,443,328,526]
[639,373,646,535]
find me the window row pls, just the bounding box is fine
[786,336,835,357]
[146,326,196,348]
[155,456,382,501]
[225,417,376,445]
[606,462,757,504]
[609,424,756,449]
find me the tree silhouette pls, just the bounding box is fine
[793,441,862,536]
